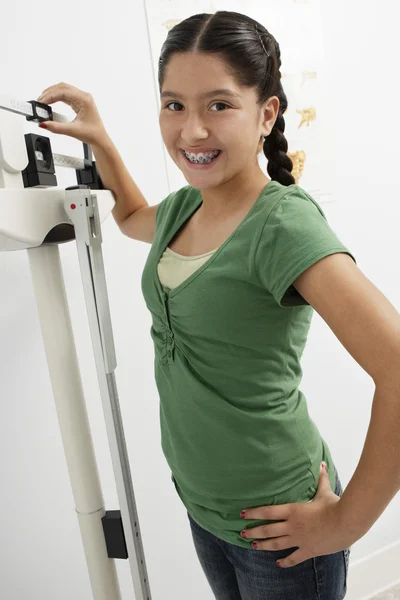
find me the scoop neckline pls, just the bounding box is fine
[165,246,219,260]
[155,180,279,299]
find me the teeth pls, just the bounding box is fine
[183,150,220,163]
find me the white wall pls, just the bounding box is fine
[1,1,399,598]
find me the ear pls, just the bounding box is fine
[261,95,280,136]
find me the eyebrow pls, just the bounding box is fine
[160,88,241,100]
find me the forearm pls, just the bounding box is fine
[91,135,148,226]
[337,379,400,544]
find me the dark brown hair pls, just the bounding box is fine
[158,10,295,186]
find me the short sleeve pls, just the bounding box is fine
[254,185,357,307]
[155,185,192,229]
[155,191,175,228]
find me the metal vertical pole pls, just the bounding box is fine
[27,244,122,599]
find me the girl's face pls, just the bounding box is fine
[159,52,279,191]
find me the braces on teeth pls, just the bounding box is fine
[184,150,220,163]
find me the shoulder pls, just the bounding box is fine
[156,185,197,226]
[253,182,327,232]
[272,183,327,220]
[253,183,356,306]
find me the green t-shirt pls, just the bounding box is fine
[141,180,356,548]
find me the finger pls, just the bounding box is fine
[275,548,308,568]
[37,85,59,98]
[37,83,86,106]
[241,504,291,521]
[252,535,292,552]
[37,85,56,99]
[37,89,78,107]
[39,82,81,96]
[38,118,76,135]
[242,521,288,540]
[37,82,69,100]
[315,462,332,496]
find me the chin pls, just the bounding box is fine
[181,177,211,191]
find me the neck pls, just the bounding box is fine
[198,169,270,220]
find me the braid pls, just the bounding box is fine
[263,97,295,186]
[255,27,295,186]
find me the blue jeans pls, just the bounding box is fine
[187,464,350,600]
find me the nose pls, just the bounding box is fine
[181,116,209,143]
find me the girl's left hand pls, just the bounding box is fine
[240,462,352,568]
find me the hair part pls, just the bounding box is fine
[158,10,295,187]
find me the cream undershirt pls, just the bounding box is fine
[157,246,219,291]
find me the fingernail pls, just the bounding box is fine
[240,510,246,518]
[38,123,48,129]
[252,542,258,549]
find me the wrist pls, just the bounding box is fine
[336,496,368,546]
[91,131,113,152]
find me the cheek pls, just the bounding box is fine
[159,114,169,131]
[159,121,175,143]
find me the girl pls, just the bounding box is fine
[36,10,400,600]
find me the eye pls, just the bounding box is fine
[165,102,183,111]
[164,101,230,112]
[210,102,229,111]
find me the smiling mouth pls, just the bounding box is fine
[180,149,222,164]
